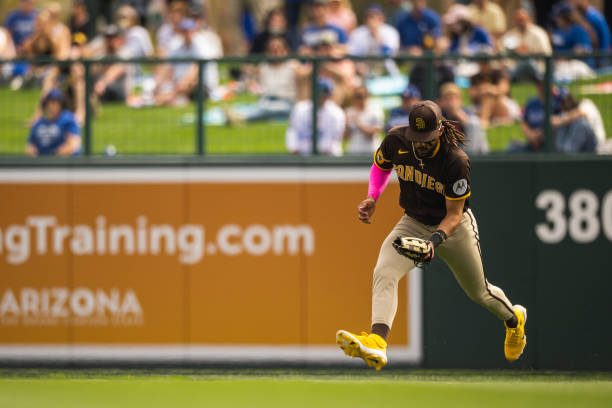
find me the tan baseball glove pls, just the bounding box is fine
[392,236,434,264]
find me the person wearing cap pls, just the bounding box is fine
[153,17,221,106]
[438,82,488,154]
[550,2,593,67]
[92,6,152,102]
[285,78,345,156]
[4,0,37,52]
[115,4,153,59]
[92,25,131,101]
[337,100,527,370]
[511,78,596,153]
[386,85,421,131]
[27,89,81,157]
[573,0,611,67]
[396,0,442,55]
[444,4,493,56]
[552,88,598,153]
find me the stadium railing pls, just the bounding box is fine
[0,52,610,157]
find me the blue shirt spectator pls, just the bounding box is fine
[396,6,441,49]
[580,3,611,65]
[443,4,493,56]
[4,0,37,48]
[449,26,493,55]
[524,91,564,130]
[551,24,592,53]
[387,0,411,30]
[300,0,347,50]
[387,107,411,131]
[551,2,594,66]
[27,90,82,156]
[523,97,547,130]
[301,24,347,48]
[29,112,81,155]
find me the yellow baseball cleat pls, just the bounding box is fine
[336,330,388,371]
[504,305,527,362]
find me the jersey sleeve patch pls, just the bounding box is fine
[443,154,471,200]
[374,147,393,170]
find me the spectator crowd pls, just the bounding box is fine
[1,0,611,156]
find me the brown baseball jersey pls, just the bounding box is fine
[374,125,471,226]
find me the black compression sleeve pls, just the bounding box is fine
[429,229,447,248]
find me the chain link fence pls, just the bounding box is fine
[1,53,611,157]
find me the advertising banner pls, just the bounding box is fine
[0,168,422,364]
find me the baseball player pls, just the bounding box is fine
[336,100,527,370]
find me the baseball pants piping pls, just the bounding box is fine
[371,209,515,328]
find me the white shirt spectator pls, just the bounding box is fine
[462,113,490,154]
[259,60,297,101]
[285,99,345,156]
[502,23,552,56]
[125,25,153,57]
[578,98,606,149]
[0,27,16,78]
[345,103,384,154]
[347,24,399,56]
[156,23,175,55]
[198,28,223,58]
[167,30,221,91]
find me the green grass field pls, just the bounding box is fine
[1,369,611,408]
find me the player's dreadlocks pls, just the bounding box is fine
[440,119,467,147]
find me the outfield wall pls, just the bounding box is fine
[0,158,611,370]
[425,157,612,370]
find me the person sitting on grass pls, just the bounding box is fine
[509,76,596,153]
[26,89,81,157]
[467,60,521,129]
[226,35,298,124]
[552,87,597,153]
[153,18,220,106]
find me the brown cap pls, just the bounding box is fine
[405,100,444,142]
